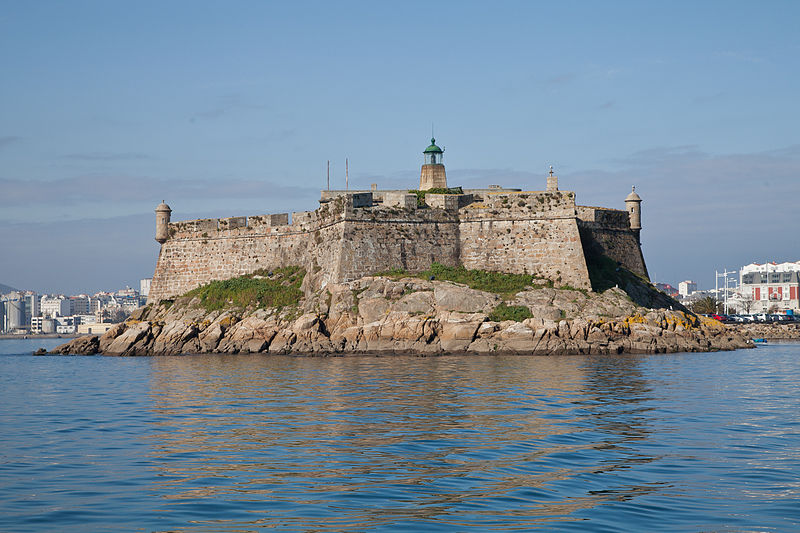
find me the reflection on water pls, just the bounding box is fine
[147,357,597,526]
[2,346,799,531]
[141,353,785,531]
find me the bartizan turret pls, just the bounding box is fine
[419,137,447,190]
[625,186,642,243]
[155,201,172,244]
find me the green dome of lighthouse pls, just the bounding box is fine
[423,137,443,154]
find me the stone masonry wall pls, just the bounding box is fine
[576,206,649,279]
[338,207,461,281]
[148,190,648,303]
[148,197,349,303]
[459,191,592,289]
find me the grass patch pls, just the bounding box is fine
[408,187,464,207]
[185,267,305,311]
[376,262,548,298]
[489,303,533,322]
[422,262,546,297]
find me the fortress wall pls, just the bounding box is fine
[461,190,576,217]
[148,189,648,303]
[458,191,592,289]
[337,208,461,282]
[578,225,649,279]
[576,206,630,229]
[147,221,346,303]
[247,213,289,230]
[166,196,348,241]
[576,206,648,279]
[148,198,349,302]
[459,218,591,289]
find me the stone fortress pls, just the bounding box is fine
[147,138,648,304]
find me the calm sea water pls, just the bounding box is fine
[1,339,799,532]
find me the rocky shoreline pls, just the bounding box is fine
[731,323,800,340]
[50,275,751,356]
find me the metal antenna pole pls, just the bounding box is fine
[345,158,349,191]
[327,160,330,191]
[724,270,729,314]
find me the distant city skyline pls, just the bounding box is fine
[1,1,798,294]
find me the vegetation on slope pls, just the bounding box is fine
[378,262,549,299]
[184,267,305,311]
[584,252,686,311]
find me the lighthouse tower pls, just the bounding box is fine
[625,186,642,243]
[419,137,447,190]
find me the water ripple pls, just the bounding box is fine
[1,344,799,531]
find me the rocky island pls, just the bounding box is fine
[50,137,753,356]
[51,263,750,356]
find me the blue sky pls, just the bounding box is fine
[1,1,798,294]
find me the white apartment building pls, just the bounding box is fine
[41,296,71,317]
[30,316,56,334]
[140,278,152,298]
[678,280,697,297]
[739,261,800,314]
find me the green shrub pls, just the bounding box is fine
[489,303,533,322]
[185,267,305,311]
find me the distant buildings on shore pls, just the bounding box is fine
[678,280,698,298]
[738,261,800,314]
[668,261,800,315]
[0,278,152,335]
